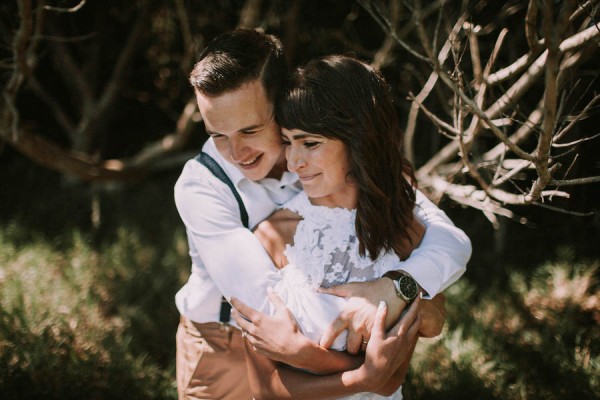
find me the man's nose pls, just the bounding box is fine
[229,138,247,162]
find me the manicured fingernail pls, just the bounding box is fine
[378,300,386,310]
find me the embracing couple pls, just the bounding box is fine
[174,29,471,399]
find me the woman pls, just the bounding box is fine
[232,55,441,399]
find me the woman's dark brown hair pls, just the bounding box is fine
[276,55,416,260]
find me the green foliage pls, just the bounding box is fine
[1,220,597,400]
[0,221,186,399]
[405,258,600,400]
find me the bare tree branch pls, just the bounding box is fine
[554,93,600,143]
[174,0,196,75]
[372,0,402,70]
[358,0,431,63]
[28,75,76,135]
[483,101,544,161]
[88,2,150,143]
[525,0,541,52]
[532,200,595,216]
[129,98,199,166]
[570,0,600,21]
[553,132,600,148]
[486,51,540,86]
[4,0,33,141]
[44,0,86,13]
[0,120,143,181]
[404,12,468,164]
[461,27,508,155]
[49,36,95,123]
[238,0,263,29]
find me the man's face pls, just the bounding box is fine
[195,80,286,181]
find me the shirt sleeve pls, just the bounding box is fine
[398,189,472,298]
[174,163,280,314]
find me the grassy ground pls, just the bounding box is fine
[1,154,598,399]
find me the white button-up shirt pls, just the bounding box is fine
[174,138,471,324]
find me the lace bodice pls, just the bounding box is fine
[271,191,404,400]
[281,191,402,290]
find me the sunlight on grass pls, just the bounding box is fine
[406,257,599,400]
[0,219,597,400]
[0,223,182,400]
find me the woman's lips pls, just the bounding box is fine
[299,173,320,182]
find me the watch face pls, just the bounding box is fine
[399,276,418,300]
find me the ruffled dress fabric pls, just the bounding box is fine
[271,191,404,400]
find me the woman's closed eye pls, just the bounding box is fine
[303,141,321,149]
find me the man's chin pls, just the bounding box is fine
[241,168,269,182]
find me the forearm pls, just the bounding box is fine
[281,336,363,374]
[401,189,471,297]
[247,297,421,399]
[245,342,370,400]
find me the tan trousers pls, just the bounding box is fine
[176,316,251,400]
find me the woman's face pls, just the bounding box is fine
[282,128,357,209]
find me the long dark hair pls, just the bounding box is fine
[276,55,416,260]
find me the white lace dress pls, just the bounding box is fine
[271,191,404,400]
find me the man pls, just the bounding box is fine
[175,29,471,399]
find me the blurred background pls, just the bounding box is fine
[1,1,599,399]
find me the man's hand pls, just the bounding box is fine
[355,297,421,393]
[318,278,406,353]
[231,288,308,364]
[418,293,446,338]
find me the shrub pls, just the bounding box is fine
[0,225,182,400]
[406,257,599,400]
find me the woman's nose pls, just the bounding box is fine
[286,146,306,172]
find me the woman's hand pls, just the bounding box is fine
[318,216,427,352]
[317,278,404,353]
[231,289,363,374]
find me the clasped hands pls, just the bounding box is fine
[231,278,446,386]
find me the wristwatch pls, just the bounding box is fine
[382,271,419,304]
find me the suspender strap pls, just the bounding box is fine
[195,152,249,228]
[195,151,249,323]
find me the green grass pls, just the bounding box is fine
[405,255,599,400]
[0,223,187,399]
[1,219,598,399]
